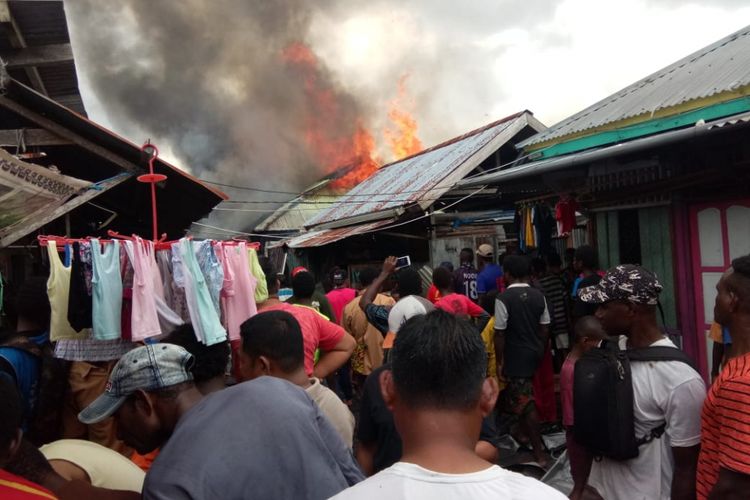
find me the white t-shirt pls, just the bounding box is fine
[329,462,566,499]
[40,439,145,492]
[387,295,434,334]
[589,338,706,500]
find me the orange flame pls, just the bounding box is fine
[282,43,422,191]
[384,75,423,160]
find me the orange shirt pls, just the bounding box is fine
[696,352,750,499]
[0,469,56,499]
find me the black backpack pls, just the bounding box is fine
[572,340,696,460]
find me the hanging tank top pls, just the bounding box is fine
[217,242,257,342]
[128,238,161,341]
[178,238,227,345]
[47,241,86,341]
[91,239,123,340]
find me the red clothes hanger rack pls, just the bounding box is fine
[136,142,167,242]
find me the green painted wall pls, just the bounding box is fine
[532,96,750,160]
[638,207,677,327]
[596,211,619,270]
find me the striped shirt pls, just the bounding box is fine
[696,352,750,499]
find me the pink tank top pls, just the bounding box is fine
[217,242,257,341]
[129,237,161,340]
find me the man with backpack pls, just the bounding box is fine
[575,265,706,500]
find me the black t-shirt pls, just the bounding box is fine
[573,274,602,320]
[357,364,496,473]
[495,286,548,378]
[357,365,401,473]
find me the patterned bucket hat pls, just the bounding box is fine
[578,264,663,305]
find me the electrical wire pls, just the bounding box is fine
[189,222,288,239]
[219,192,494,205]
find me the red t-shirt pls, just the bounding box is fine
[434,293,486,317]
[263,303,346,376]
[697,352,750,499]
[0,469,56,499]
[326,288,356,324]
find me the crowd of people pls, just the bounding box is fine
[1,242,750,499]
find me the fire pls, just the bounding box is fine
[282,42,422,191]
[384,75,423,159]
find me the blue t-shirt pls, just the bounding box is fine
[0,350,40,429]
[477,264,503,294]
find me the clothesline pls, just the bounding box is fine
[40,234,269,371]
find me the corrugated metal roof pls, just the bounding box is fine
[255,191,342,232]
[255,165,357,232]
[304,111,543,228]
[1,1,86,114]
[708,110,750,129]
[520,25,750,148]
[269,219,396,249]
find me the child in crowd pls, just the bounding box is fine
[561,316,608,500]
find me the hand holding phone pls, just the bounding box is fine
[395,255,411,269]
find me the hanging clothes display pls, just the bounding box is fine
[126,238,162,341]
[67,241,93,332]
[177,238,227,346]
[46,241,87,341]
[217,242,257,342]
[39,234,262,350]
[533,204,555,256]
[555,196,580,235]
[91,239,123,340]
[524,206,535,248]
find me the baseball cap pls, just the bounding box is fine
[476,244,494,258]
[78,344,194,425]
[291,266,308,278]
[578,264,663,305]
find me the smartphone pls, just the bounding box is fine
[395,255,411,269]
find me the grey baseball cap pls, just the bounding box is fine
[78,344,194,425]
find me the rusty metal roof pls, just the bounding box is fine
[304,111,544,229]
[268,219,396,249]
[520,24,750,148]
[0,0,86,115]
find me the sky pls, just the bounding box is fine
[64,0,750,229]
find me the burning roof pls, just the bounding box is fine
[303,111,546,230]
